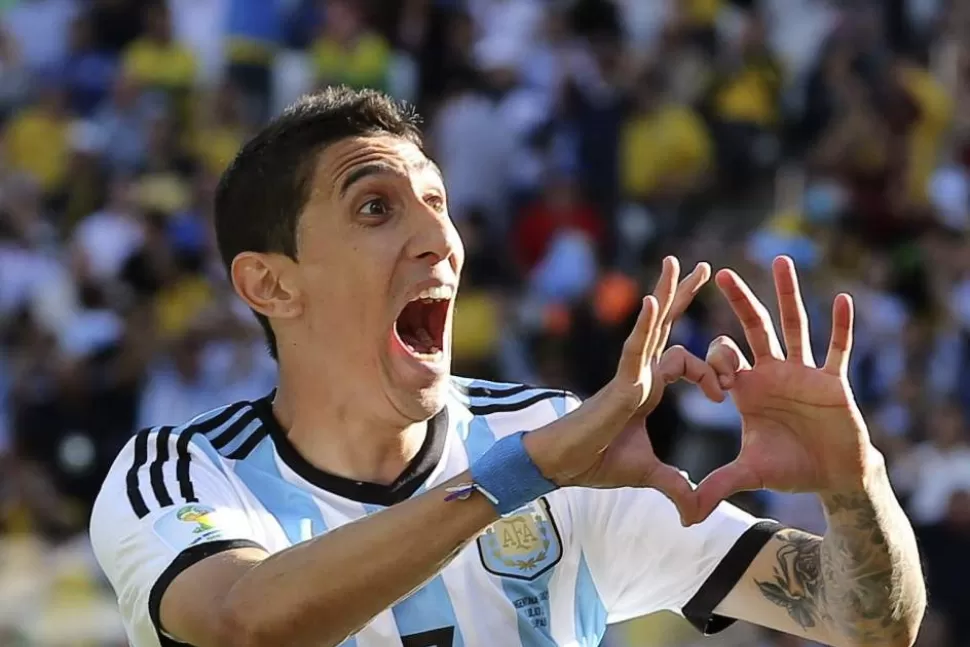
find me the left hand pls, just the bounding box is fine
[691,256,879,524]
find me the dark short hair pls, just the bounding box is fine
[214,86,424,359]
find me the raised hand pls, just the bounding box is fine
[525,257,726,525]
[692,256,875,523]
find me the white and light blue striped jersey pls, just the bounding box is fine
[90,378,781,647]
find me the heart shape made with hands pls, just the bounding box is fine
[651,255,869,526]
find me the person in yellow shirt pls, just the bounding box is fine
[709,15,783,130]
[893,57,953,208]
[673,0,724,56]
[192,82,248,178]
[3,86,70,194]
[620,69,714,206]
[312,0,391,92]
[122,4,196,125]
[706,13,783,196]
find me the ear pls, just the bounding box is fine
[230,252,304,321]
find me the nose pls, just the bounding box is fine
[408,203,463,270]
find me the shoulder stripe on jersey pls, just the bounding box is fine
[225,424,268,460]
[126,429,151,518]
[467,390,571,416]
[209,410,258,450]
[191,401,249,434]
[125,405,257,518]
[175,430,200,504]
[149,426,176,508]
[458,382,535,398]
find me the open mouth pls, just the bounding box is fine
[393,287,452,359]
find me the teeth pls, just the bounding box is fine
[412,285,454,302]
[404,342,443,359]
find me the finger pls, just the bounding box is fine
[617,296,659,382]
[772,256,815,367]
[705,335,751,390]
[693,459,763,524]
[823,293,854,376]
[655,262,712,358]
[647,256,680,357]
[645,462,698,526]
[658,346,725,403]
[715,269,785,362]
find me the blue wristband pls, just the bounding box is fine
[468,431,558,515]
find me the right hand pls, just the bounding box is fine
[524,257,731,524]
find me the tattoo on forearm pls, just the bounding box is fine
[754,491,923,645]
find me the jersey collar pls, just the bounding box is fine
[252,392,449,506]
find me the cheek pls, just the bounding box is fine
[303,258,390,334]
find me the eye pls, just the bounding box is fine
[357,198,390,217]
[425,194,446,212]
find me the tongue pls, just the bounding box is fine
[416,327,435,350]
[401,326,439,355]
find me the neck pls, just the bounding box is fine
[272,370,429,486]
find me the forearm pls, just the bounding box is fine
[756,458,925,647]
[222,473,497,647]
[815,460,925,646]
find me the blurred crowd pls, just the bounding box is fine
[1,0,969,645]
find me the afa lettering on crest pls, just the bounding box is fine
[476,497,563,581]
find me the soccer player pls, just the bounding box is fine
[89,87,925,647]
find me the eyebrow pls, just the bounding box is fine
[337,157,443,198]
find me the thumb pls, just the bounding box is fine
[693,459,762,524]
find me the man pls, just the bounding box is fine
[89,87,925,647]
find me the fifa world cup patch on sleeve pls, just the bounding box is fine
[153,504,227,551]
[476,498,563,581]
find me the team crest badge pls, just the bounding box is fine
[477,498,563,581]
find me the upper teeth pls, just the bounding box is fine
[413,286,454,301]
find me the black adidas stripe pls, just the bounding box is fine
[467,390,570,416]
[149,427,176,508]
[459,383,536,398]
[175,430,198,504]
[209,410,258,450]
[226,425,268,460]
[126,429,151,518]
[193,401,248,434]
[124,405,256,519]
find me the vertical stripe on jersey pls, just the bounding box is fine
[231,435,357,646]
[231,435,329,549]
[309,499,396,647]
[362,503,466,647]
[464,414,557,647]
[574,553,607,646]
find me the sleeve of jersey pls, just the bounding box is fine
[89,429,267,645]
[560,397,785,634]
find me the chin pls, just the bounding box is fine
[392,376,451,422]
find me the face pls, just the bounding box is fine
[239,135,464,422]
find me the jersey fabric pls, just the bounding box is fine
[90,378,782,647]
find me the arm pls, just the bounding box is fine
[716,456,925,647]
[90,427,503,647]
[166,472,497,647]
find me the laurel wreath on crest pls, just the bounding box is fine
[489,513,552,572]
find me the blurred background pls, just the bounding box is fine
[0,0,969,645]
